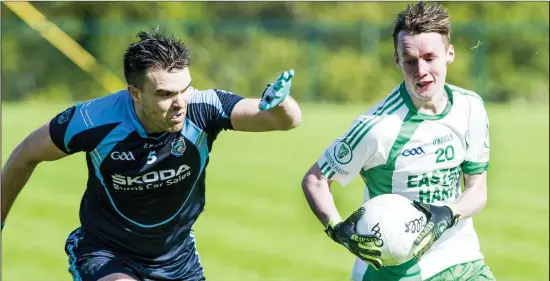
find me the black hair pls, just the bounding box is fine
[123,28,192,89]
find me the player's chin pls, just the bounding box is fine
[416,93,433,101]
[413,88,435,101]
[165,122,184,133]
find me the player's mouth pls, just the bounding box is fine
[170,112,185,123]
[416,81,433,90]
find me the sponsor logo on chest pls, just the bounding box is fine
[111,164,193,191]
[432,134,454,145]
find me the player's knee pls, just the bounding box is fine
[97,273,139,281]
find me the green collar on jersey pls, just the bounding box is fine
[399,82,454,120]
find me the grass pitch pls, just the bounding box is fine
[2,101,548,281]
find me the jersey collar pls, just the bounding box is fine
[399,82,454,120]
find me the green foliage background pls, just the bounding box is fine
[1,2,548,104]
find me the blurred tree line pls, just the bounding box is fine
[2,2,548,104]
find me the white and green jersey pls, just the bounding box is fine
[317,82,490,281]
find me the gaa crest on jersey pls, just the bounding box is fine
[171,136,186,157]
[334,141,353,164]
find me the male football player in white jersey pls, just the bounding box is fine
[302,2,495,281]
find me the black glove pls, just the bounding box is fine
[325,207,383,269]
[412,202,460,260]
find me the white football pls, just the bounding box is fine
[356,194,427,266]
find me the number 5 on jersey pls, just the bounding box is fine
[147,151,157,165]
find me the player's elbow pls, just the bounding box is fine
[301,164,329,194]
[273,98,302,130]
[277,109,302,131]
[301,174,320,203]
[301,173,314,192]
[472,182,488,214]
[286,114,302,130]
[13,140,42,167]
[3,142,40,181]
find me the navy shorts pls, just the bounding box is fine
[64,228,205,281]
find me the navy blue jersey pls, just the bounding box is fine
[49,89,243,263]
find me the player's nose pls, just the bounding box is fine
[416,60,429,77]
[173,92,187,109]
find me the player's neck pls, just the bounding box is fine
[133,103,164,134]
[410,90,448,116]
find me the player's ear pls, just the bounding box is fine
[446,44,455,65]
[128,85,141,102]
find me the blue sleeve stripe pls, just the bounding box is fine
[190,89,227,118]
[63,92,129,152]
[79,100,96,127]
[64,102,92,153]
[93,124,134,170]
[214,89,244,119]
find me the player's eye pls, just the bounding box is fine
[406,60,416,65]
[158,91,173,97]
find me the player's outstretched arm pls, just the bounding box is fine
[230,70,302,132]
[1,123,68,227]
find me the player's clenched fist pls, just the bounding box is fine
[258,69,294,111]
[325,207,384,270]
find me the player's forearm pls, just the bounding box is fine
[449,173,488,220]
[269,96,302,130]
[301,174,342,228]
[1,144,39,223]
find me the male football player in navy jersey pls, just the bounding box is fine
[1,29,302,281]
